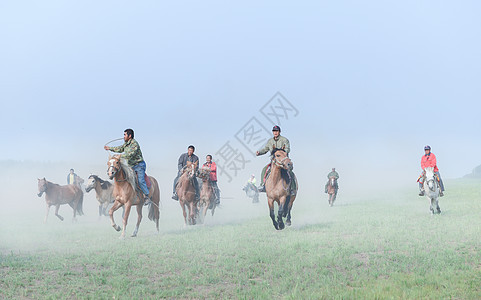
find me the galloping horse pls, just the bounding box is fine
[37,178,84,222]
[197,166,216,223]
[107,155,161,238]
[85,175,115,217]
[326,177,338,207]
[266,149,298,230]
[177,161,199,226]
[423,167,441,214]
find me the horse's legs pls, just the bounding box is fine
[132,204,142,237]
[44,204,50,223]
[109,201,123,232]
[277,200,285,230]
[189,202,196,225]
[121,203,132,238]
[180,201,188,227]
[268,198,279,230]
[98,204,102,219]
[54,205,64,221]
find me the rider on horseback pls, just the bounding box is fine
[324,168,339,193]
[418,145,445,197]
[104,129,151,205]
[203,154,221,206]
[256,125,295,194]
[172,145,200,201]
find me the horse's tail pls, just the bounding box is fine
[148,177,160,223]
[76,191,84,216]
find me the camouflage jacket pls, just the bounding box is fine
[327,171,339,179]
[109,138,144,167]
[258,135,290,156]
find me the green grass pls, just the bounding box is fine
[1,179,481,299]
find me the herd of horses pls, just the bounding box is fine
[36,149,443,237]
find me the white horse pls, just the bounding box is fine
[243,183,259,203]
[423,167,441,214]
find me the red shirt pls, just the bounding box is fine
[203,162,217,182]
[421,152,439,172]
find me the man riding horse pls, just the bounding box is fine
[324,168,339,193]
[172,145,200,201]
[256,125,296,194]
[418,145,445,197]
[104,129,151,205]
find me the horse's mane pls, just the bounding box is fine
[271,148,286,156]
[89,175,112,190]
[119,158,138,191]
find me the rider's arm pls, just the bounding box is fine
[283,138,290,154]
[178,154,185,171]
[109,143,126,153]
[258,140,271,155]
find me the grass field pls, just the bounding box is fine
[1,179,481,299]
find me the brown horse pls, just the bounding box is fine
[327,177,338,207]
[265,149,298,230]
[37,178,84,223]
[197,165,216,223]
[107,155,161,238]
[176,161,198,226]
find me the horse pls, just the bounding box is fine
[327,177,338,207]
[424,167,441,214]
[243,183,259,203]
[85,175,115,217]
[176,161,199,226]
[197,165,216,223]
[37,178,84,223]
[265,148,298,230]
[107,155,161,238]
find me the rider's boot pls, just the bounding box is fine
[418,189,425,196]
[143,195,152,206]
[439,191,444,197]
[258,184,266,193]
[172,192,179,201]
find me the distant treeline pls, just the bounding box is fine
[464,165,481,178]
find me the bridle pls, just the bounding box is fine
[108,159,127,182]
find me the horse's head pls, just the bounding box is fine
[37,178,47,197]
[197,166,211,181]
[85,175,97,193]
[424,167,436,191]
[183,161,198,180]
[107,155,122,180]
[272,148,293,170]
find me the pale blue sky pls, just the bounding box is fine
[1,1,480,183]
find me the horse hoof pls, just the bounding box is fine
[113,225,121,232]
[119,235,125,240]
[286,220,291,226]
[131,234,137,237]
[279,223,285,230]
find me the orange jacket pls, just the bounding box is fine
[421,152,439,172]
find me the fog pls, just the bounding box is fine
[1,1,481,252]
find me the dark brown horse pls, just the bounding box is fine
[177,161,198,226]
[37,178,84,223]
[265,149,298,230]
[107,155,161,238]
[197,165,216,223]
[327,177,338,207]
